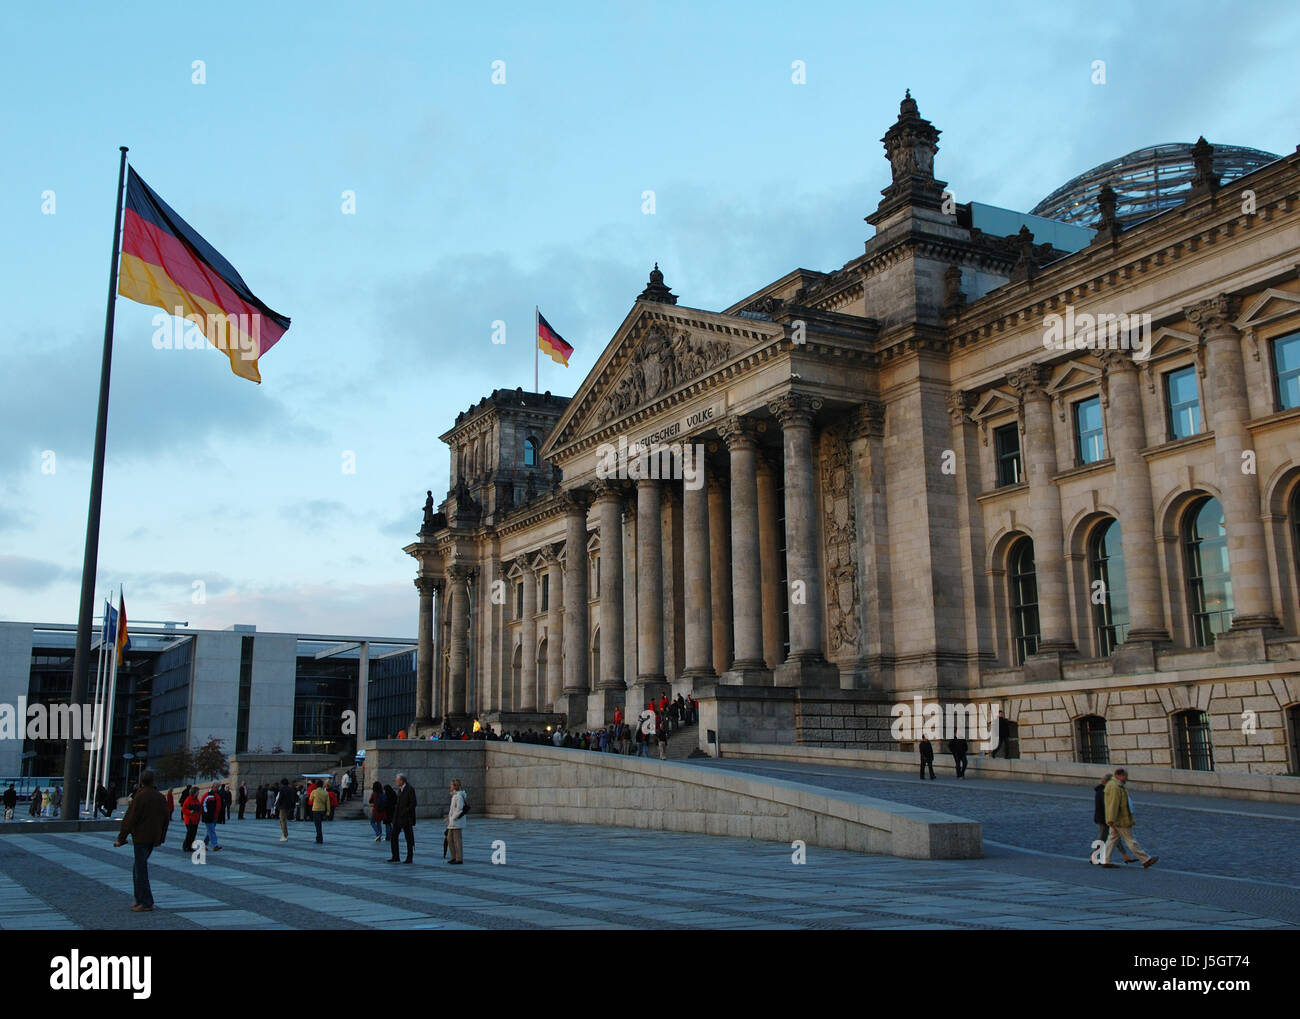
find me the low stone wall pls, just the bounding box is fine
[724,743,1300,805]
[0,819,119,835]
[360,739,981,859]
[227,754,344,798]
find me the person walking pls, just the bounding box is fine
[388,773,416,864]
[3,784,16,821]
[165,787,175,818]
[919,736,936,780]
[200,784,223,851]
[445,779,466,865]
[274,778,294,842]
[949,735,969,778]
[637,703,655,758]
[309,781,330,844]
[340,770,352,803]
[382,784,397,841]
[1093,773,1136,864]
[326,781,339,821]
[28,785,41,818]
[114,769,169,913]
[181,786,200,852]
[41,787,53,817]
[237,782,248,820]
[219,784,231,824]
[369,781,386,842]
[1100,769,1157,869]
[994,710,1012,758]
[657,722,669,760]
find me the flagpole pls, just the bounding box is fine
[85,599,108,816]
[61,146,128,819]
[534,305,539,393]
[101,588,121,803]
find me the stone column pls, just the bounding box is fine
[447,564,471,717]
[1099,350,1170,663]
[849,402,890,687]
[635,479,664,683]
[770,394,838,687]
[519,558,538,711]
[594,483,625,688]
[756,454,783,669]
[561,490,591,696]
[946,392,994,685]
[1009,365,1074,669]
[1187,296,1280,653]
[682,468,715,683]
[707,475,732,678]
[414,577,438,728]
[718,415,768,681]
[544,550,564,709]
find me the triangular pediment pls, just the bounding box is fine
[1235,288,1300,330]
[541,300,782,460]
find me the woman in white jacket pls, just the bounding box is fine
[446,779,466,864]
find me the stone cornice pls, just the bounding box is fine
[948,152,1300,352]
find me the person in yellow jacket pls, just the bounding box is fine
[1100,768,1159,869]
[309,782,331,844]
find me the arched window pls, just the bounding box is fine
[524,436,539,467]
[1090,519,1129,656]
[1010,537,1040,665]
[1184,497,1233,647]
[1290,485,1300,599]
[1172,709,1214,771]
[1287,704,1300,774]
[1075,715,1109,764]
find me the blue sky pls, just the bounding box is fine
[2,0,1297,638]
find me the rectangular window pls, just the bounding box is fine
[1274,331,1300,411]
[994,423,1022,486]
[1164,365,1201,440]
[515,581,523,620]
[540,574,549,612]
[1074,396,1106,465]
[235,636,254,754]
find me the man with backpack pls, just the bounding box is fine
[200,784,223,850]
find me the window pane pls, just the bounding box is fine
[1092,519,1129,656]
[1165,366,1201,440]
[995,424,1022,486]
[1276,333,1300,410]
[1075,397,1106,464]
[1186,497,1234,646]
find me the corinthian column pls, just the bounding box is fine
[519,558,538,711]
[1009,365,1075,665]
[447,564,472,716]
[542,548,564,709]
[593,483,625,688]
[1187,296,1280,636]
[561,490,591,695]
[635,479,664,683]
[414,577,438,728]
[681,466,715,683]
[1098,350,1169,652]
[718,415,768,681]
[770,394,839,687]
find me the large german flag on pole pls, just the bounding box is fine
[117,168,290,383]
[537,310,573,367]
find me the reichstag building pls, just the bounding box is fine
[406,94,1300,775]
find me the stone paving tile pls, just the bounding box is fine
[0,816,1294,930]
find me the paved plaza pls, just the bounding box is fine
[0,763,1296,929]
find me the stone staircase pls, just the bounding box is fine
[662,721,704,760]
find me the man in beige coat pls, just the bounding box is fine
[446,779,466,864]
[1100,768,1159,869]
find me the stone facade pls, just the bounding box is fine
[405,95,1300,779]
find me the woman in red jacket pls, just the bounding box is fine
[180,786,201,853]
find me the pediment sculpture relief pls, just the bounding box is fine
[599,325,733,425]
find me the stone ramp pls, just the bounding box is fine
[361,739,981,859]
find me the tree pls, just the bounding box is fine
[193,736,229,782]
[152,745,196,786]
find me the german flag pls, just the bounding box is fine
[117,168,290,383]
[537,311,573,367]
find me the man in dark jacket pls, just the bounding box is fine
[114,769,169,912]
[949,736,969,778]
[919,736,936,780]
[388,773,417,864]
[2,784,16,821]
[237,782,248,820]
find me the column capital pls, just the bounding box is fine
[536,545,560,567]
[850,400,885,440]
[1007,363,1051,401]
[767,393,822,428]
[447,563,477,582]
[414,577,441,597]
[1097,348,1141,375]
[946,389,976,426]
[717,414,764,450]
[1184,294,1238,336]
[590,479,627,504]
[557,487,592,515]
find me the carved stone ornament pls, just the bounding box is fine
[599,324,734,425]
[820,424,859,657]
